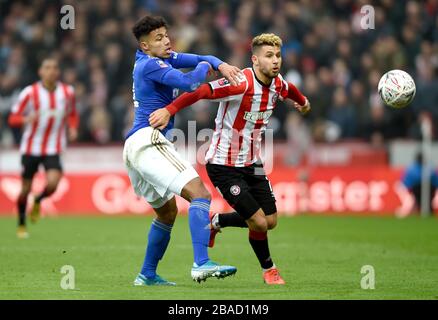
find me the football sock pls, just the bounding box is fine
[218,211,247,228]
[189,198,211,266]
[17,195,27,226]
[35,188,50,203]
[141,219,173,278]
[249,230,274,269]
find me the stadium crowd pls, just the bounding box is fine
[0,0,437,149]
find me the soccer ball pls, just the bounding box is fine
[378,70,416,108]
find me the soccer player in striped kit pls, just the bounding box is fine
[150,33,311,285]
[8,57,78,239]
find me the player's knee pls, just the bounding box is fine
[154,197,178,225]
[188,189,211,201]
[20,187,31,197]
[267,216,277,230]
[252,220,268,233]
[45,183,58,195]
[182,178,211,201]
[195,186,211,201]
[18,192,29,203]
[159,208,178,225]
[247,214,268,233]
[20,183,31,198]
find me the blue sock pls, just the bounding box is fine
[141,219,173,278]
[189,198,211,266]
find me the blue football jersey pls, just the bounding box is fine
[126,50,223,139]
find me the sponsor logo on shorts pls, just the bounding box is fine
[230,185,241,196]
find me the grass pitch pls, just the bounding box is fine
[0,215,437,300]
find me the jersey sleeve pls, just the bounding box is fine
[145,58,210,92]
[165,77,247,115]
[167,52,223,70]
[281,80,306,106]
[67,85,79,129]
[144,58,174,82]
[207,76,247,102]
[8,85,32,127]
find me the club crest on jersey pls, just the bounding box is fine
[272,92,279,104]
[230,185,241,196]
[156,60,168,68]
[243,110,273,124]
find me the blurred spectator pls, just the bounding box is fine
[361,96,391,148]
[285,111,312,165]
[327,87,356,139]
[0,0,437,147]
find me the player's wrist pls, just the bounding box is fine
[217,62,227,72]
[165,104,178,116]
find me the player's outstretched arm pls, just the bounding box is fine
[149,76,247,130]
[169,52,242,86]
[149,83,215,130]
[285,82,311,115]
[67,88,79,142]
[159,61,212,92]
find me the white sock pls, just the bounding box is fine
[263,264,276,273]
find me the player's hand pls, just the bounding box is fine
[68,127,78,142]
[24,113,38,124]
[218,63,242,86]
[294,97,311,115]
[149,108,171,130]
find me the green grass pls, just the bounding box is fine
[0,215,437,299]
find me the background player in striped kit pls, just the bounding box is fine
[149,33,310,284]
[8,57,78,238]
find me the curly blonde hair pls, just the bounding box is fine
[251,33,283,52]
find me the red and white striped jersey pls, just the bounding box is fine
[8,81,78,156]
[166,67,306,167]
[205,68,288,167]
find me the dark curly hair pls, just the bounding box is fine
[132,15,168,41]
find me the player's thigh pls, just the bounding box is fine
[43,156,63,187]
[248,174,277,218]
[125,164,175,209]
[21,155,40,181]
[206,163,260,220]
[126,128,198,198]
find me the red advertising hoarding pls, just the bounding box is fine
[1,166,436,217]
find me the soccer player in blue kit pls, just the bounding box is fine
[123,15,241,285]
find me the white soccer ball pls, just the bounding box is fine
[378,69,416,108]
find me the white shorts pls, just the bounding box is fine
[123,127,199,208]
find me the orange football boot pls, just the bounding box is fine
[263,268,286,285]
